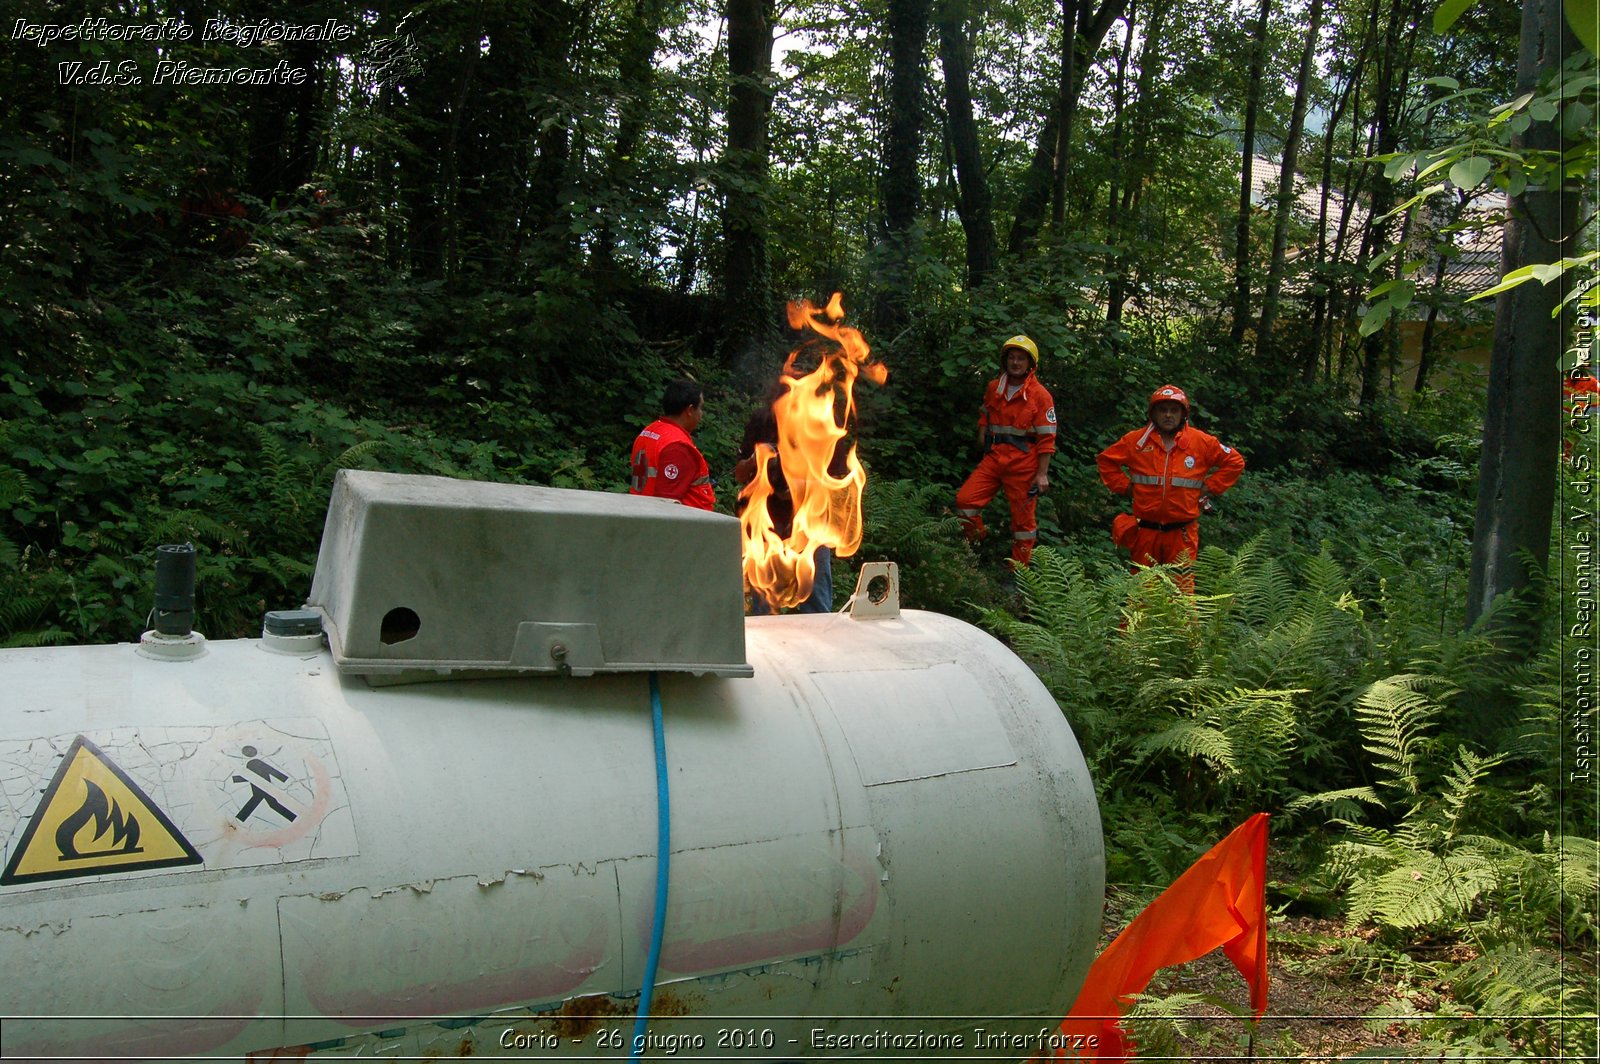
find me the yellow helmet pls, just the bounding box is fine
[1002,334,1039,370]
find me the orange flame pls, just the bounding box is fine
[741,294,888,611]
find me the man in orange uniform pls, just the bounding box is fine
[1097,384,1244,591]
[630,379,716,510]
[955,335,1056,569]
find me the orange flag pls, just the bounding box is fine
[1051,812,1269,1060]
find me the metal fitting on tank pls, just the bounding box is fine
[261,609,325,655]
[139,543,207,661]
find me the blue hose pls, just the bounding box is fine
[630,670,670,1062]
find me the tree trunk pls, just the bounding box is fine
[592,0,671,283]
[1466,0,1579,647]
[1257,0,1322,360]
[1357,0,1422,408]
[1007,0,1127,253]
[937,0,998,288]
[722,0,777,375]
[1228,0,1271,346]
[875,0,932,336]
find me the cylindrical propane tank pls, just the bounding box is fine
[0,611,1102,1061]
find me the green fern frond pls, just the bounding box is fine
[330,438,386,472]
[0,466,36,510]
[1136,720,1237,774]
[146,509,247,548]
[1342,846,1500,931]
[1353,675,1448,798]
[1438,746,1505,839]
[1453,943,1580,1016]
[2,624,76,648]
[1286,785,1384,815]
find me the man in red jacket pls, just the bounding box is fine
[1097,384,1244,591]
[630,379,716,510]
[955,335,1056,569]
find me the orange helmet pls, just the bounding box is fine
[1147,384,1190,420]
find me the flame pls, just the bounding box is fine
[741,293,888,611]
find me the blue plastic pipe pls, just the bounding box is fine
[630,671,670,1062]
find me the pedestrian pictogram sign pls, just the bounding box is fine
[1,735,202,885]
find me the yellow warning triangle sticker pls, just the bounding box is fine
[1,735,202,885]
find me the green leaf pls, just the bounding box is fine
[1359,300,1393,337]
[1391,280,1416,310]
[1422,76,1461,90]
[1467,263,1542,302]
[1449,156,1491,190]
[1434,0,1477,33]
[1566,0,1599,54]
[1383,153,1415,180]
[1562,101,1594,139]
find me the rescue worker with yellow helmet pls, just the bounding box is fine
[1096,384,1244,592]
[955,335,1056,569]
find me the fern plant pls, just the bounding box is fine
[1300,673,1599,1059]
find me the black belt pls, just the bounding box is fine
[1137,519,1194,532]
[985,432,1032,453]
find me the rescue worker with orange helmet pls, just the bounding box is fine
[1097,384,1244,591]
[630,379,716,510]
[955,335,1056,569]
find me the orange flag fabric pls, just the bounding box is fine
[1051,812,1269,1060]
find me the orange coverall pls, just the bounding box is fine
[956,371,1057,567]
[1097,423,1244,586]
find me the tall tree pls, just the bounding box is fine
[723,0,777,374]
[875,0,933,334]
[1007,0,1127,254]
[1227,0,1271,345]
[937,0,998,287]
[1466,0,1580,646]
[1355,0,1423,407]
[1256,0,1324,358]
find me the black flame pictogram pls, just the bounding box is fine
[55,778,143,860]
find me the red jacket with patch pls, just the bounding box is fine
[630,419,715,510]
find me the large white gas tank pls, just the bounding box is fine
[0,474,1103,1061]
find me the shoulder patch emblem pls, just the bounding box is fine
[1184,456,1196,468]
[1222,445,1233,454]
[1046,407,1057,424]
[663,463,680,481]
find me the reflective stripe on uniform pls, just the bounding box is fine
[1013,530,1037,540]
[956,508,982,517]
[692,475,712,485]
[1128,473,1163,486]
[1033,424,1057,434]
[988,425,1029,437]
[1170,476,1206,489]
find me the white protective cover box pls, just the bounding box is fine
[306,470,752,680]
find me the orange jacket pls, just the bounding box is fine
[978,372,1057,460]
[630,419,715,510]
[1098,423,1244,525]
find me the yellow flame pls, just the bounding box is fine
[741,294,887,611]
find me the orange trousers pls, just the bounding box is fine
[1119,519,1199,594]
[956,448,1038,568]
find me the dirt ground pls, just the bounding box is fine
[1091,889,1477,1063]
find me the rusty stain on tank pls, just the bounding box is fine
[547,994,629,1039]
[647,988,698,1017]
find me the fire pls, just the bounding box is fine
[741,294,888,611]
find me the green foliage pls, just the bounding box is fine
[1294,664,1599,1059]
[850,476,999,618]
